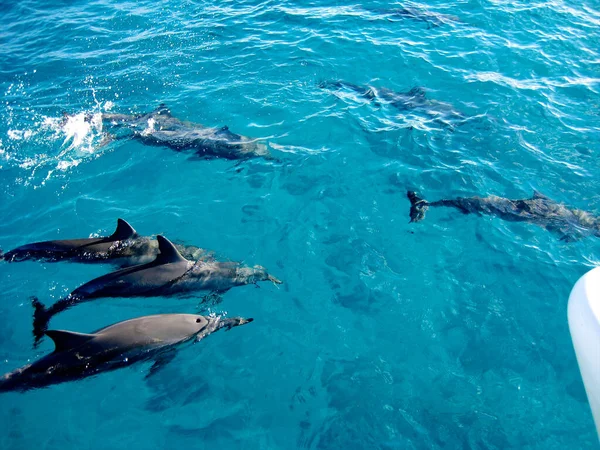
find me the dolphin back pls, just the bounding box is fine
[71,260,190,299]
[3,238,108,262]
[2,219,137,263]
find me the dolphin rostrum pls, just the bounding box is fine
[1,219,207,266]
[80,104,273,160]
[0,313,252,393]
[32,235,281,342]
[407,190,600,241]
[319,81,465,123]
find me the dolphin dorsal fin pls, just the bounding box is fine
[216,125,231,136]
[532,190,549,200]
[152,103,172,117]
[108,219,137,241]
[407,86,426,98]
[155,235,187,264]
[46,330,95,352]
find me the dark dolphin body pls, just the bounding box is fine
[407,190,600,241]
[32,235,281,342]
[363,6,461,27]
[319,81,465,123]
[91,104,272,160]
[0,313,252,393]
[1,219,206,267]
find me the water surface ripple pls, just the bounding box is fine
[1,0,599,448]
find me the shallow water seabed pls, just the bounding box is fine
[1,0,600,448]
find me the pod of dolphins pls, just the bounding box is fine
[0,219,280,392]
[2,13,598,391]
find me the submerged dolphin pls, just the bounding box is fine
[319,81,465,122]
[363,6,461,27]
[407,190,600,241]
[0,313,252,393]
[81,104,273,160]
[1,219,206,266]
[32,235,281,342]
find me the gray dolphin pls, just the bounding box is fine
[80,104,273,160]
[407,190,600,241]
[32,235,281,342]
[319,81,465,122]
[363,6,461,27]
[1,219,206,266]
[0,313,252,393]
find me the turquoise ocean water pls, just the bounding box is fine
[1,0,600,448]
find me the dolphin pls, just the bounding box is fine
[78,104,273,160]
[1,219,207,267]
[32,235,281,342]
[407,190,600,241]
[362,6,461,27]
[319,81,465,123]
[0,313,252,393]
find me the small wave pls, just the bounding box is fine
[2,99,116,186]
[52,112,104,154]
[269,142,329,155]
[7,129,33,140]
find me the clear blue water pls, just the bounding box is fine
[1,0,599,448]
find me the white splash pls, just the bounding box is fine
[141,117,156,136]
[7,107,110,188]
[60,112,103,153]
[7,129,33,140]
[56,159,81,171]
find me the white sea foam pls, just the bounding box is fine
[5,104,113,187]
[60,112,104,153]
[141,117,156,136]
[7,129,33,140]
[56,159,81,171]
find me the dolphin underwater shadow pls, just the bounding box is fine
[0,314,252,393]
[319,81,466,126]
[362,6,462,28]
[407,190,600,241]
[31,235,281,343]
[1,218,207,267]
[70,104,275,161]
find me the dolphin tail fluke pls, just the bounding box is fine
[407,191,429,223]
[0,249,3,260]
[318,80,370,97]
[32,295,81,346]
[262,153,282,163]
[317,80,338,89]
[32,297,50,347]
